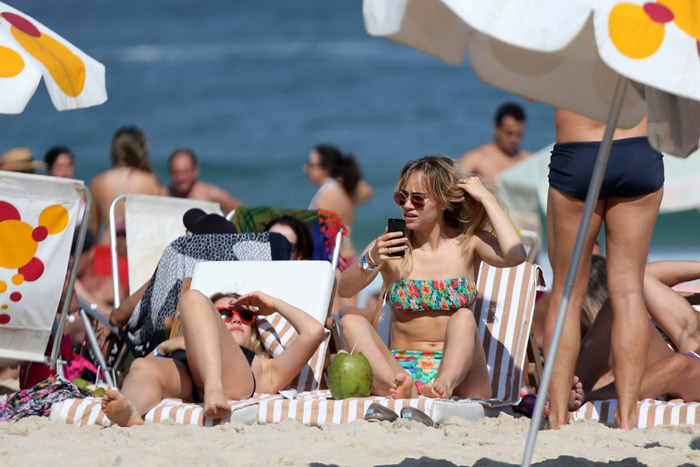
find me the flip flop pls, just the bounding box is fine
[400,406,436,427]
[363,403,399,422]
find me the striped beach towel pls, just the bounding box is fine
[573,399,700,428]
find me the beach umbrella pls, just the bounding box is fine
[0,2,107,113]
[362,1,700,464]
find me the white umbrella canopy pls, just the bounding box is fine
[364,0,700,157]
[0,1,107,113]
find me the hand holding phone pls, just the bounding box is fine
[387,218,407,257]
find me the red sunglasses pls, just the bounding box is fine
[216,307,256,325]
[393,190,428,210]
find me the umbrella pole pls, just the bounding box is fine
[521,76,629,467]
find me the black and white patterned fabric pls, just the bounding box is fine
[125,232,290,356]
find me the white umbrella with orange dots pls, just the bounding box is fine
[0,2,106,113]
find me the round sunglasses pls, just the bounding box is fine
[393,190,428,210]
[216,307,256,325]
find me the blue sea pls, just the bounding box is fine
[2,0,698,284]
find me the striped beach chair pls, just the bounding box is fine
[257,261,545,425]
[51,260,334,426]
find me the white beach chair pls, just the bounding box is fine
[51,260,335,427]
[108,193,222,299]
[0,172,91,373]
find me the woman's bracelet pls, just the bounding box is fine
[153,346,165,358]
[366,248,379,267]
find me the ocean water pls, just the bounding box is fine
[1,0,697,284]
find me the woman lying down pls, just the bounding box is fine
[101,290,325,426]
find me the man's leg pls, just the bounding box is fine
[544,187,604,429]
[603,188,663,429]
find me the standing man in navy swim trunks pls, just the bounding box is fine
[544,109,664,431]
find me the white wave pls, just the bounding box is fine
[113,39,387,63]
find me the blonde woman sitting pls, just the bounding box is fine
[339,155,525,400]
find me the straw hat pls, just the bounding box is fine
[0,147,46,172]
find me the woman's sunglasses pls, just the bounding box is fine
[216,307,256,325]
[393,190,427,210]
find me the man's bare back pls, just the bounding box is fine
[555,108,647,143]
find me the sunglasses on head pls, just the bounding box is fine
[216,307,256,325]
[393,190,428,210]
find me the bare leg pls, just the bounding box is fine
[603,188,662,430]
[544,187,604,429]
[339,313,415,397]
[179,290,255,418]
[580,320,674,403]
[101,356,193,426]
[638,353,700,401]
[422,308,491,399]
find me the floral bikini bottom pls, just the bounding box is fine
[391,349,443,395]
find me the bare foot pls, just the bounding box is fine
[422,379,450,399]
[203,385,231,419]
[389,373,417,399]
[568,375,584,412]
[101,389,144,427]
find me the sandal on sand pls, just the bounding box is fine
[364,403,399,422]
[400,406,436,427]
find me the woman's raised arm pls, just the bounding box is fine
[230,292,325,393]
[459,177,526,267]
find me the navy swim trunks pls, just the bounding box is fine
[548,136,664,200]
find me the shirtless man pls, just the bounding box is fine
[544,109,663,430]
[89,127,161,245]
[458,102,531,184]
[163,148,243,213]
[572,261,700,407]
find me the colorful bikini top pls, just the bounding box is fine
[387,277,477,312]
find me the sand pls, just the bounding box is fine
[1,378,699,466]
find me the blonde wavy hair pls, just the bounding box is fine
[209,292,269,358]
[393,155,498,277]
[580,255,608,334]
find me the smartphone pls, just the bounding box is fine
[387,218,407,257]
